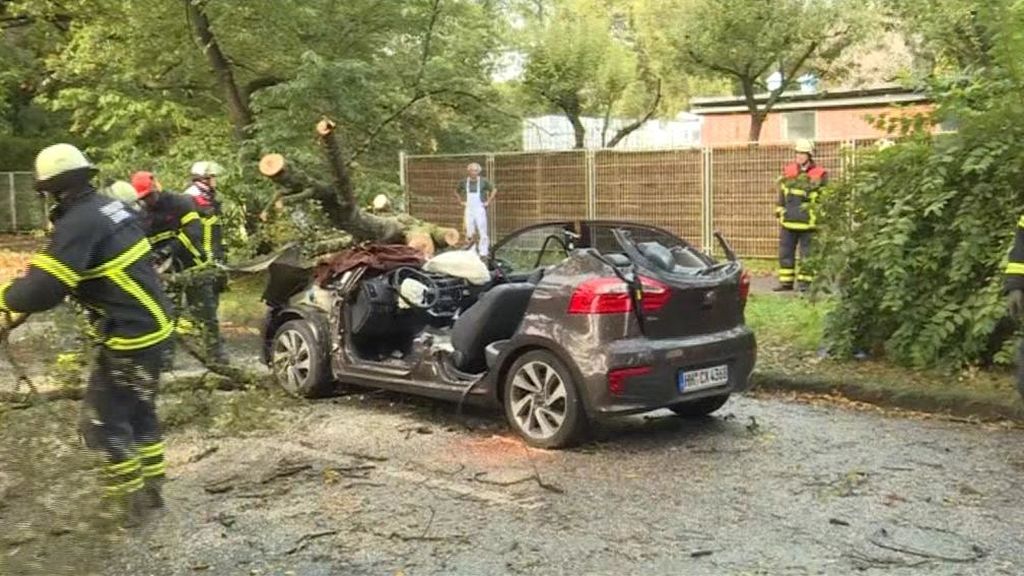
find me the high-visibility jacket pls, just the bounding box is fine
[185,183,224,263]
[141,192,205,271]
[777,162,829,231]
[1005,214,1024,292]
[0,188,174,351]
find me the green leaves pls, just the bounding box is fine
[818,0,1024,370]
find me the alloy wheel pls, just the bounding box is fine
[509,360,568,440]
[273,328,312,395]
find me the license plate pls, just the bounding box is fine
[678,364,729,392]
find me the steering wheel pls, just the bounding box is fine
[390,267,441,310]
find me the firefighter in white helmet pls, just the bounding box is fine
[0,144,173,524]
[775,139,829,292]
[183,160,227,364]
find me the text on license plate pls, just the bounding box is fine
[678,364,729,392]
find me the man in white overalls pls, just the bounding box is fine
[454,162,497,257]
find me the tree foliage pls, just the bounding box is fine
[0,0,519,254]
[637,0,876,142]
[519,0,662,148]
[817,0,1024,369]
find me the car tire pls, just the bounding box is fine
[503,350,586,449]
[669,394,731,418]
[271,319,332,398]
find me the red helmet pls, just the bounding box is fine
[130,171,156,198]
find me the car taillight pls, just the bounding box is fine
[568,276,671,315]
[739,270,751,305]
[608,366,652,396]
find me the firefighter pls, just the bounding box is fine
[183,161,227,364]
[104,180,141,212]
[1005,215,1024,399]
[0,144,174,523]
[132,171,205,273]
[775,139,828,292]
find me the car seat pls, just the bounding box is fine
[450,283,536,373]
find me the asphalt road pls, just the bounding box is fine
[99,389,1024,576]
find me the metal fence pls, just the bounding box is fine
[0,172,46,233]
[403,139,876,258]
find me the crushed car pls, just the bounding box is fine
[260,220,756,448]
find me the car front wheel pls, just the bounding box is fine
[504,350,586,449]
[272,319,331,398]
[669,394,731,418]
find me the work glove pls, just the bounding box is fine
[1008,289,1024,321]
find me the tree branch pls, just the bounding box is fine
[243,76,286,100]
[762,40,819,115]
[184,0,254,140]
[413,0,443,90]
[687,48,744,78]
[606,79,662,148]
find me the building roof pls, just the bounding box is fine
[690,86,930,115]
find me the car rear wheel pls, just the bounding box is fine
[669,394,731,418]
[272,319,331,398]
[504,350,585,449]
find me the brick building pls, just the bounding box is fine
[690,87,934,146]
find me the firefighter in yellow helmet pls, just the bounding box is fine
[775,139,828,292]
[0,144,174,525]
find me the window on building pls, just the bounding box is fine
[782,111,817,140]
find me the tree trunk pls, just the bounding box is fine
[748,112,766,143]
[184,0,254,141]
[259,120,461,256]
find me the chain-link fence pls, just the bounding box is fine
[404,139,877,258]
[0,172,46,233]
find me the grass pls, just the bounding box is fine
[219,272,271,327]
[744,293,1024,420]
[746,293,831,352]
[739,257,777,278]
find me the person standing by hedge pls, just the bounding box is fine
[775,139,828,292]
[1004,217,1024,398]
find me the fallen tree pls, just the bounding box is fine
[259,118,460,258]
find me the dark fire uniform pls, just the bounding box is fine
[141,192,206,272]
[0,188,174,501]
[776,161,828,289]
[185,178,226,363]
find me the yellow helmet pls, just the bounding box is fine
[794,139,815,155]
[105,180,139,205]
[35,143,95,185]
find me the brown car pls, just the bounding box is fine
[261,220,756,448]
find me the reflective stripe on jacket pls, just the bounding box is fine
[1005,214,1024,292]
[141,192,206,271]
[0,189,174,351]
[777,162,828,231]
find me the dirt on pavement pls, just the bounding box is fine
[82,389,1024,576]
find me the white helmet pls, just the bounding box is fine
[189,160,223,179]
[35,143,95,183]
[794,139,815,155]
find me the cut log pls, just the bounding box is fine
[405,230,435,259]
[259,118,458,252]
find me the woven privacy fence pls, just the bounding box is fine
[404,139,878,258]
[0,172,46,233]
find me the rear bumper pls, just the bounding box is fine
[583,326,756,416]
